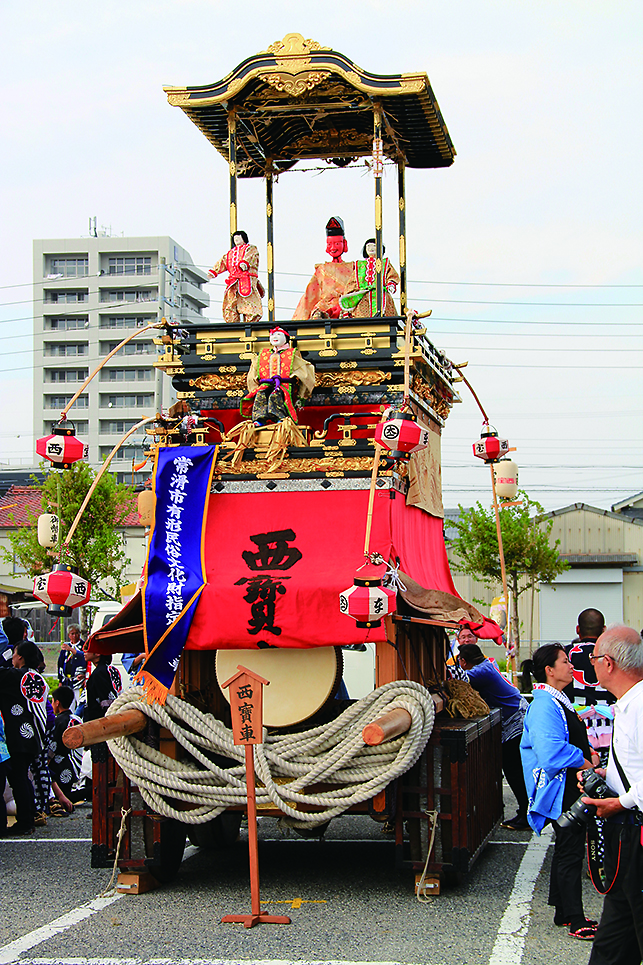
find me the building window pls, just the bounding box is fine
[44,291,87,304]
[100,368,153,382]
[44,420,88,435]
[98,316,151,330]
[108,256,152,275]
[44,395,89,409]
[100,368,154,382]
[45,317,89,331]
[100,290,153,303]
[44,343,88,357]
[100,445,147,462]
[100,394,154,408]
[49,257,88,277]
[99,341,154,356]
[46,369,89,384]
[100,420,139,435]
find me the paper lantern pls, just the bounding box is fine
[493,459,519,499]
[374,409,430,461]
[339,565,396,629]
[37,514,60,548]
[137,488,155,525]
[36,422,84,469]
[32,563,91,616]
[472,425,509,464]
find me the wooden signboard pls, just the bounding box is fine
[220,665,290,929]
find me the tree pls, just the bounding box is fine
[4,462,134,629]
[450,491,569,661]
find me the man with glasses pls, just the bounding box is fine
[582,625,643,965]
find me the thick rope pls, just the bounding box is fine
[106,680,435,829]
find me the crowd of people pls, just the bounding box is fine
[0,617,122,836]
[454,611,643,961]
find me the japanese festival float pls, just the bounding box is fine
[60,34,507,897]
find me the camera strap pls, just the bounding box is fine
[611,737,631,792]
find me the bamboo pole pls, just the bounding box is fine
[64,417,155,546]
[60,323,163,420]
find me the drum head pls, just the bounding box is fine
[215,646,343,727]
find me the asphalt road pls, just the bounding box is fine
[0,783,604,965]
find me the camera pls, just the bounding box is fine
[557,769,616,830]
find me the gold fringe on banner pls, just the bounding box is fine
[134,669,170,706]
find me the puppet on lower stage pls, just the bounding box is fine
[209,231,264,324]
[242,327,316,427]
[292,217,355,320]
[339,238,399,317]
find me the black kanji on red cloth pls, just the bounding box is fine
[20,671,47,703]
[242,529,302,571]
[235,575,290,636]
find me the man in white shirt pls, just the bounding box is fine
[582,625,643,965]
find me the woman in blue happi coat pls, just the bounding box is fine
[521,644,599,941]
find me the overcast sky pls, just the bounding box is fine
[1,1,641,511]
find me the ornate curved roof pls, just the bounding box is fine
[164,34,455,178]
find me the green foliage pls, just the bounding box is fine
[450,491,569,649]
[4,462,133,598]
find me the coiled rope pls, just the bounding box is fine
[106,680,435,828]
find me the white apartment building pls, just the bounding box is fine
[33,235,209,481]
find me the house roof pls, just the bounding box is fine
[542,502,643,527]
[0,485,142,529]
[612,492,643,512]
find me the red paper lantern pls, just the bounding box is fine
[374,409,430,461]
[36,421,85,469]
[339,564,397,629]
[472,425,509,464]
[32,563,91,616]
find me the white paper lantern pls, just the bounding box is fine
[37,513,60,548]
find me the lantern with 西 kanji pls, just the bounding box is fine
[36,421,85,470]
[32,563,91,616]
[472,424,509,464]
[339,565,397,629]
[374,409,430,462]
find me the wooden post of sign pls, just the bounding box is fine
[220,665,290,928]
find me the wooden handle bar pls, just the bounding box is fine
[62,708,147,749]
[362,708,412,746]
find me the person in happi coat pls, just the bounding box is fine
[339,238,399,317]
[292,217,355,320]
[208,230,264,324]
[48,685,83,814]
[243,327,315,427]
[0,657,41,834]
[12,640,51,825]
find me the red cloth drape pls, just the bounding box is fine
[186,489,458,651]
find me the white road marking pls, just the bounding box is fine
[488,824,554,965]
[0,895,124,965]
[0,844,202,964]
[0,961,425,965]
[0,838,92,843]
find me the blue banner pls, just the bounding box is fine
[138,446,217,702]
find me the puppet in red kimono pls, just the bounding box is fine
[243,327,316,427]
[339,238,399,317]
[292,217,355,320]
[209,231,264,324]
